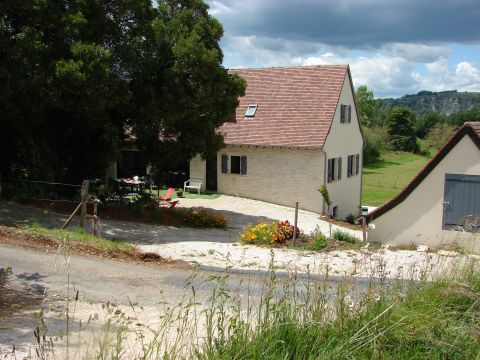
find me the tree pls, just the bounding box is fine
[362,126,389,164]
[355,85,375,126]
[424,123,457,152]
[415,112,448,138]
[0,0,245,183]
[384,107,418,152]
[447,107,480,127]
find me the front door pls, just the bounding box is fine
[443,173,480,228]
[206,156,217,192]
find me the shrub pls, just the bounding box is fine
[345,213,356,224]
[241,220,300,246]
[183,210,227,228]
[332,229,358,244]
[308,233,328,250]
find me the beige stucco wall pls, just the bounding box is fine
[218,146,325,212]
[322,73,364,219]
[190,147,325,212]
[368,136,480,252]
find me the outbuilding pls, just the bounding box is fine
[367,122,480,252]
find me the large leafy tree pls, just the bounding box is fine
[0,0,245,182]
[384,107,418,152]
[355,85,375,126]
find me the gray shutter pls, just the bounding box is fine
[240,156,247,175]
[348,105,352,123]
[337,157,342,180]
[340,105,345,123]
[347,155,352,177]
[355,154,360,175]
[221,155,228,173]
[327,159,332,183]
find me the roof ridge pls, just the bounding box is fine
[228,64,349,71]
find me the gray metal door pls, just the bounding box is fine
[443,173,480,227]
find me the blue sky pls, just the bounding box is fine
[206,0,480,98]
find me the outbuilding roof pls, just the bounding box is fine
[367,122,480,222]
[220,65,349,148]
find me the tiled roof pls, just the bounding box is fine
[466,121,480,137]
[368,122,480,222]
[220,65,349,148]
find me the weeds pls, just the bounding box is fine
[332,229,360,244]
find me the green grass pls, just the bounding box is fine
[15,223,135,254]
[199,265,480,360]
[362,151,430,206]
[146,189,221,200]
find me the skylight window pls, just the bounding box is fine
[245,104,258,118]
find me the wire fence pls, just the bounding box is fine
[0,178,83,203]
[362,176,403,190]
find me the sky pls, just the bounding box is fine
[206,0,480,98]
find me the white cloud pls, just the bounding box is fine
[208,1,234,15]
[386,43,452,63]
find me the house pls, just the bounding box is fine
[189,65,364,218]
[367,122,480,252]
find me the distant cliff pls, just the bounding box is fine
[377,90,480,117]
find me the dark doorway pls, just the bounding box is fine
[206,156,217,192]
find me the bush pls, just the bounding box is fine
[309,233,328,250]
[183,210,227,228]
[345,213,356,224]
[362,126,390,165]
[332,229,358,244]
[241,220,300,246]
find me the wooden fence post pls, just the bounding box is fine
[80,180,89,229]
[293,202,299,242]
[92,198,100,236]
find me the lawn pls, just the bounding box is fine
[146,188,221,200]
[362,151,430,206]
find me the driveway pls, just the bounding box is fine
[0,200,466,281]
[0,196,361,245]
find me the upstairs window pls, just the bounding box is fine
[245,104,258,118]
[340,104,352,124]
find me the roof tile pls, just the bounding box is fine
[221,65,348,148]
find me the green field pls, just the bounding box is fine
[362,152,430,206]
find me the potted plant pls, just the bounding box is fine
[176,188,184,198]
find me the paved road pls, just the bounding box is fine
[0,242,376,357]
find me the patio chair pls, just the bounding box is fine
[159,187,175,201]
[160,200,179,209]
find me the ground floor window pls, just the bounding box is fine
[222,155,247,175]
[327,157,342,182]
[347,154,360,177]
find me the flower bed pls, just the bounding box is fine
[240,220,300,245]
[183,210,228,228]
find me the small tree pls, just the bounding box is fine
[318,185,332,213]
[424,123,457,152]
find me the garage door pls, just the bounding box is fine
[442,173,480,229]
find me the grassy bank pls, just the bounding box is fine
[362,152,430,206]
[0,224,175,264]
[199,266,480,359]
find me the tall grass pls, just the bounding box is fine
[33,255,480,359]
